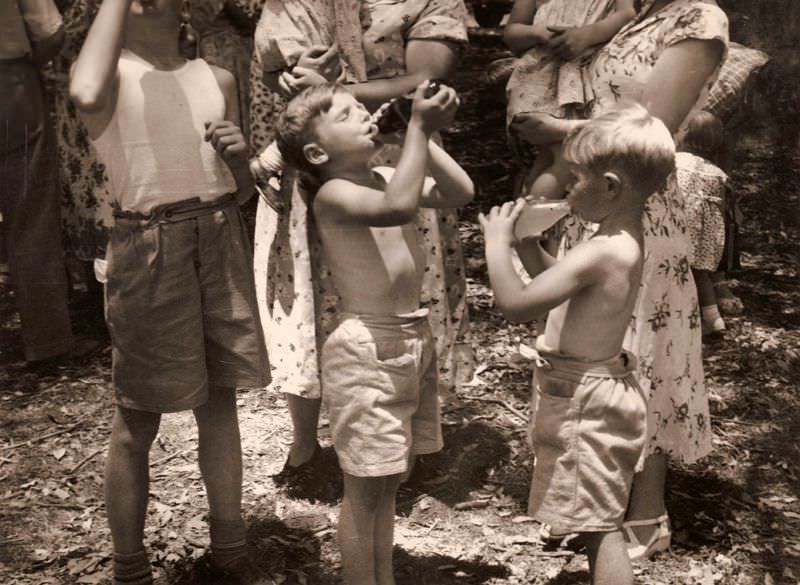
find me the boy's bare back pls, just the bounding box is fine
[542,231,643,361]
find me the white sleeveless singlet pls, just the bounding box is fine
[92,50,237,213]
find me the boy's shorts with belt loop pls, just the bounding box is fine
[527,338,647,535]
[105,195,270,413]
[321,309,443,477]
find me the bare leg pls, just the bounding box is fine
[625,453,667,544]
[693,269,717,309]
[583,530,634,585]
[340,473,385,585]
[286,394,321,466]
[193,386,242,521]
[105,406,161,553]
[374,474,403,585]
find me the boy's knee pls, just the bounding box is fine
[112,408,160,452]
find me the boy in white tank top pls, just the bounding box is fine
[70,1,269,583]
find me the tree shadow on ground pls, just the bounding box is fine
[395,547,510,585]
[397,420,511,514]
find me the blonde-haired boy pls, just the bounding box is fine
[481,105,675,585]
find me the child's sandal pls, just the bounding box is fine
[623,513,671,561]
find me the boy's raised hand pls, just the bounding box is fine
[479,199,526,247]
[204,120,248,168]
[409,81,460,135]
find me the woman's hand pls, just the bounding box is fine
[547,25,595,60]
[478,199,526,248]
[278,66,328,98]
[509,113,585,145]
[296,44,341,81]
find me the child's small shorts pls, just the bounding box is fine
[321,309,443,477]
[528,340,647,535]
[105,196,270,413]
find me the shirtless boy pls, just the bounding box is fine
[275,80,473,585]
[480,105,675,585]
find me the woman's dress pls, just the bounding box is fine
[560,0,728,462]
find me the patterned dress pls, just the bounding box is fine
[50,0,113,262]
[675,152,727,272]
[251,0,472,398]
[560,0,728,463]
[191,0,254,140]
[506,0,617,123]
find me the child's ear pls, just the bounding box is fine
[303,143,329,167]
[603,171,623,199]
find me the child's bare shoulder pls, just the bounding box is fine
[571,234,641,270]
[208,63,236,88]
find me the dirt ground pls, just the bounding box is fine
[2,34,799,585]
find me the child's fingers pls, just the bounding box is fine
[547,25,568,34]
[509,198,527,220]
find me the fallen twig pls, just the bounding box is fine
[1,415,90,452]
[68,448,104,475]
[151,448,192,467]
[467,396,528,422]
[454,499,491,511]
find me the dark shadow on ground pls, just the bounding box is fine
[168,512,333,585]
[395,547,510,585]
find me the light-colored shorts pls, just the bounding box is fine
[321,309,443,477]
[528,343,647,535]
[106,198,270,413]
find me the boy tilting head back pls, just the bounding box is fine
[276,81,474,585]
[481,105,675,585]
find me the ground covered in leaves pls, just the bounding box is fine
[2,34,799,585]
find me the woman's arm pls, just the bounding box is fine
[345,38,461,111]
[547,0,636,60]
[642,38,725,133]
[503,0,551,55]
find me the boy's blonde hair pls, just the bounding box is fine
[563,104,676,197]
[680,110,724,162]
[275,82,347,177]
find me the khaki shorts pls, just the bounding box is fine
[106,199,270,413]
[528,342,647,534]
[321,309,442,477]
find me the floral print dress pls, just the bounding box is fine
[560,0,728,463]
[251,0,472,398]
[506,0,617,123]
[50,0,113,262]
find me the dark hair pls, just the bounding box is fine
[681,110,724,162]
[274,83,346,177]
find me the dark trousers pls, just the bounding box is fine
[0,60,72,360]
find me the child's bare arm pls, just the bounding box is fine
[481,201,601,322]
[515,237,556,276]
[504,0,554,55]
[547,0,636,60]
[419,140,475,209]
[207,67,254,203]
[315,82,458,226]
[69,0,129,120]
